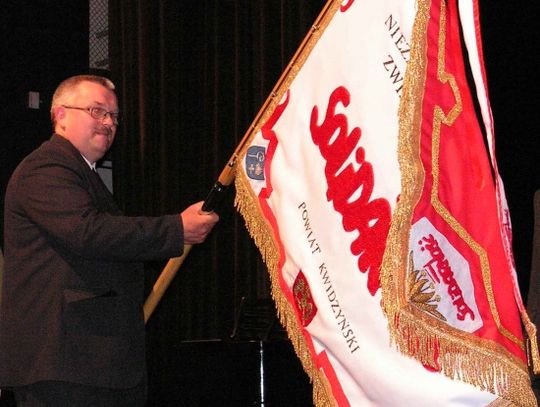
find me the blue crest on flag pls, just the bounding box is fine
[246,146,266,180]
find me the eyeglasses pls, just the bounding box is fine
[62,105,120,125]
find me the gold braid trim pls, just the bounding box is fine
[232,4,343,405]
[392,306,536,407]
[523,309,540,374]
[488,397,518,407]
[235,168,337,407]
[381,0,536,406]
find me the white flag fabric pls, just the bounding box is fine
[235,0,536,405]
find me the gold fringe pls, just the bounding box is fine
[235,0,537,404]
[381,0,536,406]
[391,308,536,406]
[232,2,345,406]
[522,309,540,374]
[235,169,337,407]
[488,397,517,407]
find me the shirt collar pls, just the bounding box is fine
[81,154,96,171]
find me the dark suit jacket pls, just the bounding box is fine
[0,134,183,389]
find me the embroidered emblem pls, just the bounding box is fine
[245,146,265,180]
[409,217,482,332]
[293,271,317,326]
[407,254,444,321]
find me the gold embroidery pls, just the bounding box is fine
[407,253,445,321]
[234,2,342,406]
[235,0,536,404]
[429,0,521,350]
[487,397,516,407]
[381,0,536,405]
[293,277,316,325]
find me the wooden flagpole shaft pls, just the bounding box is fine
[143,1,336,324]
[143,144,246,324]
[144,245,192,323]
[144,123,260,323]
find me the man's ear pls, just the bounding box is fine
[53,106,68,133]
[54,106,66,121]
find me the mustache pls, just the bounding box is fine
[95,126,113,137]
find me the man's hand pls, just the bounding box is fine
[180,201,220,244]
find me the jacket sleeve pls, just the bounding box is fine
[13,156,184,262]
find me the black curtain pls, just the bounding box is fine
[108,1,325,340]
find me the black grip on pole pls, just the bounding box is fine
[201,181,228,213]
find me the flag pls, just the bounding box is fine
[235,0,537,405]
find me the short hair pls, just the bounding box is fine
[50,75,116,125]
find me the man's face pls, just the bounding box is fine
[56,81,119,163]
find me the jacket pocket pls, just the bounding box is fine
[62,288,133,337]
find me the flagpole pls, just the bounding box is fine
[143,0,337,324]
[143,135,251,323]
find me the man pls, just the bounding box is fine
[0,75,219,405]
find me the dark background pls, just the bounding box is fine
[1,1,539,406]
